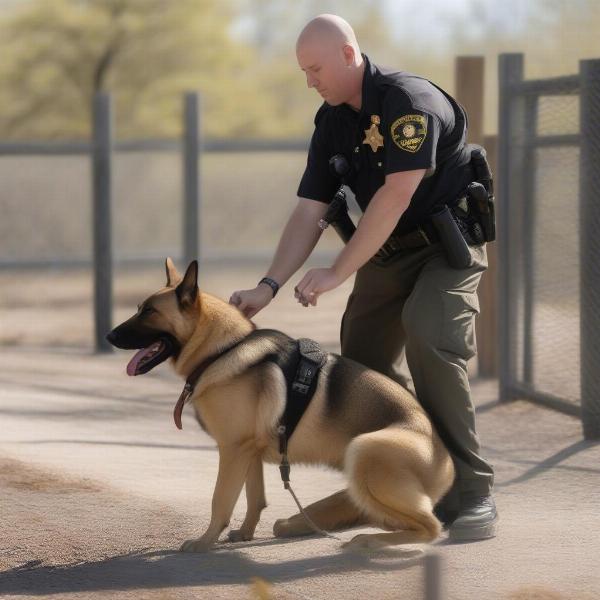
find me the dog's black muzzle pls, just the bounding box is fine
[106,317,174,350]
[106,321,181,375]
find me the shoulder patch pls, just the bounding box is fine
[390,114,427,153]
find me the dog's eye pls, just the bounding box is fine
[138,305,154,315]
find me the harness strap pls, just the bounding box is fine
[281,338,327,440]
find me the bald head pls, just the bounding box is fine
[296,14,364,108]
[297,14,360,54]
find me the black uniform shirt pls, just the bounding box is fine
[297,54,473,236]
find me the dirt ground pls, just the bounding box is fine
[1,261,599,599]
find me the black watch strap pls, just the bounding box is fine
[259,277,280,298]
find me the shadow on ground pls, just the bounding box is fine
[0,541,425,595]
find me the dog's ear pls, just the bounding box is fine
[175,260,199,308]
[165,257,182,288]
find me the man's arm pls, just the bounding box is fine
[264,197,328,287]
[292,169,426,306]
[331,169,425,281]
[229,197,329,317]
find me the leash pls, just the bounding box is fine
[278,425,341,541]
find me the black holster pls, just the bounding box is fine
[466,144,496,242]
[428,144,496,269]
[320,186,356,244]
[430,205,473,269]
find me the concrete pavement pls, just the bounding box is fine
[0,345,599,599]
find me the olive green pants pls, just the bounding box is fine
[340,241,494,508]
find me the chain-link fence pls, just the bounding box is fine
[497,53,600,439]
[0,92,345,351]
[0,145,334,265]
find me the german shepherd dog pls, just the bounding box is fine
[106,258,455,553]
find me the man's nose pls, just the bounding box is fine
[306,73,318,88]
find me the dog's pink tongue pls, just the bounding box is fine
[126,346,153,376]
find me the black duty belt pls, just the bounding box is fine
[374,221,439,260]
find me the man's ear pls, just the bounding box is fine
[342,43,355,67]
[175,260,199,307]
[165,257,182,288]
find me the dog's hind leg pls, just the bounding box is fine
[273,489,369,538]
[228,455,267,542]
[342,432,442,552]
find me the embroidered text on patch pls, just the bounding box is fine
[390,114,427,153]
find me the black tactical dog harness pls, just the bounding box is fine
[259,333,327,487]
[264,336,327,443]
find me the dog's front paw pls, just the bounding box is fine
[228,528,254,543]
[179,537,213,553]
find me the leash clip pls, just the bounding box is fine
[279,454,290,489]
[277,424,291,488]
[182,382,194,402]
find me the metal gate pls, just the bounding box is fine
[497,53,600,439]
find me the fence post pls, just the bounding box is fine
[455,56,484,145]
[92,92,113,353]
[454,55,498,378]
[183,92,201,267]
[424,552,442,600]
[521,95,538,387]
[497,53,524,402]
[482,134,498,377]
[579,59,600,439]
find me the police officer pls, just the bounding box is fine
[230,13,497,542]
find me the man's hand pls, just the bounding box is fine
[229,285,274,318]
[294,267,345,307]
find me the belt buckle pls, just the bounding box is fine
[417,226,432,245]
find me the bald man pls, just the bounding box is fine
[230,14,497,542]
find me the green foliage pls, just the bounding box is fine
[0,0,308,139]
[0,0,599,140]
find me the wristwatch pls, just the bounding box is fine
[258,277,280,298]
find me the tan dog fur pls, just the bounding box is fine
[114,259,455,553]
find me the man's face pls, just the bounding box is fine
[296,41,352,106]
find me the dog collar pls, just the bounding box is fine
[173,338,247,430]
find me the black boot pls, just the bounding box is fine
[448,495,498,542]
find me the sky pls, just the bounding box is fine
[0,0,590,61]
[382,0,559,49]
[228,0,552,56]
[0,0,556,48]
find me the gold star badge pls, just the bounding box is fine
[363,115,384,152]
